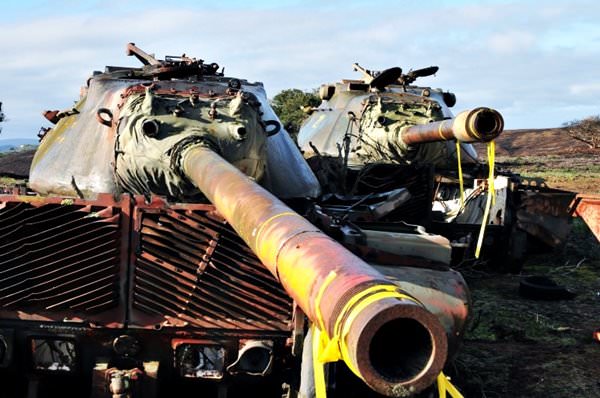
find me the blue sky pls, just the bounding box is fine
[1,0,599,139]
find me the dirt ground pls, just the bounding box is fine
[461,128,600,397]
[449,219,600,397]
[0,149,34,178]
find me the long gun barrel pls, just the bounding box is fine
[400,107,504,146]
[180,146,448,396]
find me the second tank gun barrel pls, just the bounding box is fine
[178,145,448,397]
[400,107,504,146]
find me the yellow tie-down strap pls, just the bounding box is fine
[311,281,464,397]
[437,372,465,398]
[475,140,496,259]
[455,141,465,207]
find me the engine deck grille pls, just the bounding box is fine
[0,195,292,331]
[0,197,124,319]
[132,205,293,331]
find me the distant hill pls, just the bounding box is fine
[0,149,35,178]
[0,138,38,153]
[472,128,594,157]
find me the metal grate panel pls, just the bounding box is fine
[0,196,124,320]
[132,204,292,331]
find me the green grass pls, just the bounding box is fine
[522,170,584,181]
[494,154,600,193]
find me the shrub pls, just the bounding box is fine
[563,116,600,149]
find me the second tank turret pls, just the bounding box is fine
[298,63,503,167]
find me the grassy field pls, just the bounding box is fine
[496,154,600,194]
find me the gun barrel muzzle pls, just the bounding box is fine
[180,146,447,396]
[401,107,504,146]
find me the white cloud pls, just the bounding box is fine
[488,31,536,54]
[569,82,600,96]
[1,0,600,138]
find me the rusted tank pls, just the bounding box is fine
[298,64,577,270]
[0,45,469,398]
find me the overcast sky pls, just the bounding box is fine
[1,0,599,139]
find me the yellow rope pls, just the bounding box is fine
[456,141,465,208]
[437,372,465,398]
[310,283,464,397]
[475,140,496,258]
[489,140,496,205]
[312,324,328,398]
[312,284,417,397]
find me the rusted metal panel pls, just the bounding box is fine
[128,196,293,332]
[0,193,129,328]
[570,194,600,242]
[517,190,576,247]
[0,191,294,333]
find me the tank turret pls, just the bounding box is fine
[298,64,504,167]
[30,43,320,200]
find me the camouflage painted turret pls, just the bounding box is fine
[298,63,503,167]
[30,43,320,200]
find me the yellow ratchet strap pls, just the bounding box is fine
[475,140,496,258]
[456,141,465,207]
[437,372,465,398]
[312,284,418,398]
